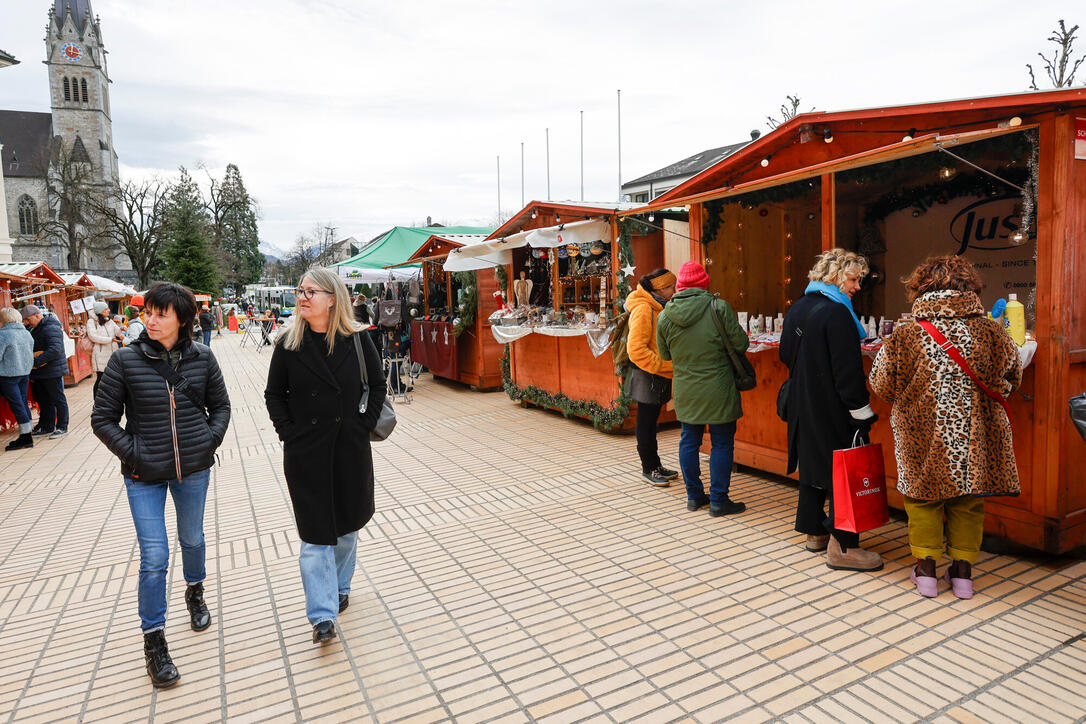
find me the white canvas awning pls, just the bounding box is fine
[443,217,611,272]
[335,265,420,283]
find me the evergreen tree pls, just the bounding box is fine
[208,163,263,291]
[159,167,220,293]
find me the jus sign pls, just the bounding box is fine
[950,195,1027,254]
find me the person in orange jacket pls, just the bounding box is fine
[625,269,677,486]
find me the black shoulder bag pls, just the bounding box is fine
[353,333,397,441]
[776,298,829,421]
[709,297,756,392]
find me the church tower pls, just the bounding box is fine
[45,0,118,186]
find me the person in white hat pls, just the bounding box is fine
[86,301,122,397]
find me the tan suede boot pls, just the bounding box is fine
[805,534,830,552]
[826,536,883,571]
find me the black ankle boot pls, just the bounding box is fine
[185,582,211,632]
[143,630,180,688]
[5,434,33,451]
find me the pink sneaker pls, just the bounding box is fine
[945,561,974,599]
[910,568,939,597]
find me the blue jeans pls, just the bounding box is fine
[202,329,212,346]
[0,376,32,429]
[299,533,357,625]
[124,469,211,632]
[679,421,737,505]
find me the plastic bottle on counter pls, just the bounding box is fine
[737,312,749,333]
[774,313,785,334]
[1005,294,1025,346]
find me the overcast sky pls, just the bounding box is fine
[1,0,1081,253]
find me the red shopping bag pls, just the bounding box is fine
[832,434,889,533]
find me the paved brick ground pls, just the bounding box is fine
[1,333,1084,723]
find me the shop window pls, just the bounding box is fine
[18,196,39,235]
[63,77,71,101]
[834,129,1036,327]
[80,78,88,102]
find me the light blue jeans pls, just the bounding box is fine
[299,532,357,625]
[124,469,210,632]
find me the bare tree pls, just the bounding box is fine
[766,95,812,129]
[93,178,171,289]
[1028,20,1085,89]
[37,138,115,269]
[282,232,321,285]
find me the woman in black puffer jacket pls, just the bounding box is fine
[91,283,231,690]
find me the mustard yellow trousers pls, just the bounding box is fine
[903,495,985,563]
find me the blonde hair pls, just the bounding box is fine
[807,248,869,290]
[279,267,361,354]
[0,307,21,325]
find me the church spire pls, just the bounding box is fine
[53,0,95,30]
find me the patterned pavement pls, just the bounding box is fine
[0,333,1084,723]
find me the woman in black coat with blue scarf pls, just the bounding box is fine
[265,268,386,645]
[780,249,881,572]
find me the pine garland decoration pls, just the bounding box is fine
[452,271,477,336]
[495,264,509,300]
[500,344,632,432]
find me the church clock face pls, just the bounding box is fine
[61,43,83,61]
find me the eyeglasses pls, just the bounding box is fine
[295,287,333,299]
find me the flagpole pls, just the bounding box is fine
[545,128,551,201]
[496,155,501,220]
[617,90,622,202]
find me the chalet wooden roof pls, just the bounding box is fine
[651,87,1086,207]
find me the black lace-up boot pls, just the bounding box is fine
[185,582,211,631]
[143,630,180,688]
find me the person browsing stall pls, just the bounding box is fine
[870,256,1021,599]
[625,268,678,487]
[264,269,386,645]
[22,305,70,439]
[0,308,36,451]
[780,248,881,571]
[656,261,749,516]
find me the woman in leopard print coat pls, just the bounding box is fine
[870,256,1021,599]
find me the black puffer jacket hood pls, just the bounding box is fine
[91,335,231,482]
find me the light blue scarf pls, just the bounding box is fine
[805,281,868,340]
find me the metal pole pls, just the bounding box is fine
[580,110,584,201]
[520,142,525,208]
[617,90,622,202]
[497,155,501,221]
[545,128,551,200]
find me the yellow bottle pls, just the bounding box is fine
[1005,294,1025,347]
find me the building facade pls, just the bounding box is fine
[0,0,128,275]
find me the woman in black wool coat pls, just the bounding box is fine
[780,249,881,572]
[265,268,386,644]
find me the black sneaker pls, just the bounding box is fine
[658,467,679,480]
[709,498,746,516]
[312,620,337,644]
[686,495,710,511]
[31,427,53,437]
[338,594,349,613]
[49,428,68,439]
[641,469,671,487]
[5,434,33,451]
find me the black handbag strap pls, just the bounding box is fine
[784,297,831,367]
[144,354,205,410]
[352,332,369,387]
[708,297,744,370]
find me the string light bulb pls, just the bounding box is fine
[531,210,537,219]
[1010,225,1027,245]
[648,213,655,222]
[760,156,770,168]
[822,129,834,144]
[998,116,1023,129]
[902,128,917,142]
[939,167,956,179]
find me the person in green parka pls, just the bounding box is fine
[657,261,749,516]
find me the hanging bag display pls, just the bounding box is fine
[832,431,890,533]
[352,333,397,441]
[709,298,756,391]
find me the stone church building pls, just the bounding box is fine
[0,0,131,277]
